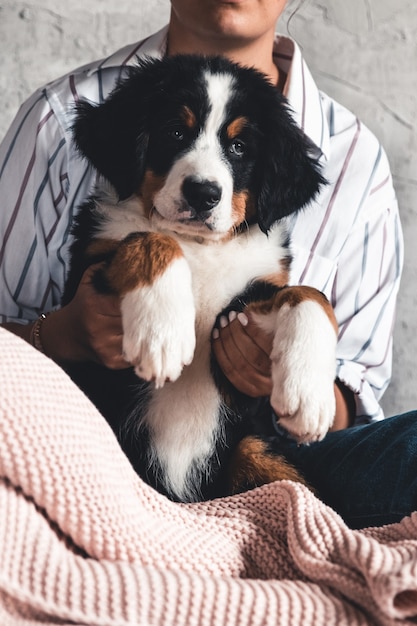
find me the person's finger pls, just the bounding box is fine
[80,265,124,318]
[213,333,271,396]
[241,309,274,355]
[215,312,272,375]
[236,318,270,375]
[239,312,273,372]
[212,315,272,397]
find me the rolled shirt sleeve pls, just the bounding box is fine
[0,89,72,323]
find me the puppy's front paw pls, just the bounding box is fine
[121,257,196,387]
[268,300,337,443]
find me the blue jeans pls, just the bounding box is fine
[273,411,417,529]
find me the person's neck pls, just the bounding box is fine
[167,28,280,88]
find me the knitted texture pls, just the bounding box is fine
[1,327,417,625]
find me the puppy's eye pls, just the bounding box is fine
[168,128,185,141]
[229,139,245,157]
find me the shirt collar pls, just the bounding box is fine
[274,35,330,162]
[86,25,169,74]
[90,26,329,162]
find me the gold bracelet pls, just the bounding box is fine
[30,312,51,354]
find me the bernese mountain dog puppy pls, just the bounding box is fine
[63,54,337,502]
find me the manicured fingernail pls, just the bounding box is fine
[212,328,220,339]
[228,310,237,322]
[219,315,228,328]
[237,312,249,326]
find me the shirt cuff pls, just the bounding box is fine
[336,360,386,425]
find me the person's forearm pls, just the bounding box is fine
[2,321,33,344]
[1,311,81,362]
[2,266,129,370]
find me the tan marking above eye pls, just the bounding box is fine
[226,116,248,140]
[180,105,197,129]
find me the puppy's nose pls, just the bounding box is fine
[182,177,222,212]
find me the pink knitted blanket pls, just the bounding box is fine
[1,327,417,625]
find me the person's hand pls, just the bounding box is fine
[211,310,273,397]
[42,264,130,369]
[212,308,354,431]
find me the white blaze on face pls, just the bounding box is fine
[152,71,237,233]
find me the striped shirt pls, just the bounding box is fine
[0,26,403,423]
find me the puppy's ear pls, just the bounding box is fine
[72,84,149,200]
[256,99,326,233]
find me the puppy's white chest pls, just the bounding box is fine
[181,225,288,318]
